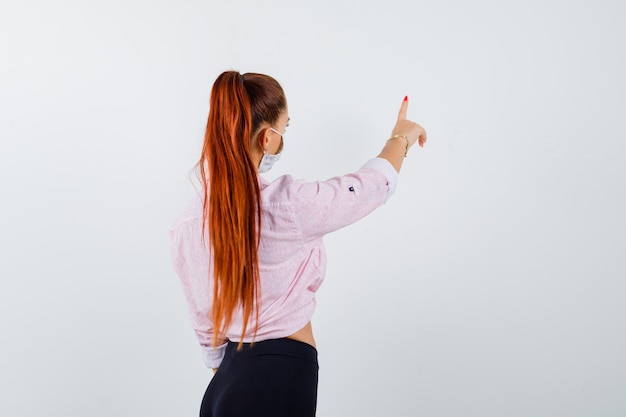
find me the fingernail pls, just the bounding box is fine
[403,96,408,102]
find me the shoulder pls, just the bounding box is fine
[259,174,302,202]
[170,195,203,234]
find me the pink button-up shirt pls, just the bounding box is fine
[170,158,398,368]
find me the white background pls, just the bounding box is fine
[1,0,625,416]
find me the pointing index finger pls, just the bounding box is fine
[397,96,408,121]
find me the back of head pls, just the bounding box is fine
[240,72,286,134]
[198,70,286,346]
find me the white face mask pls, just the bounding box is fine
[258,149,282,173]
[258,127,284,173]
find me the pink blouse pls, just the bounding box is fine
[170,158,398,368]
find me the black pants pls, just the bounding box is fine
[200,338,319,417]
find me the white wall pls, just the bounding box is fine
[1,0,625,416]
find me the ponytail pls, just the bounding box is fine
[198,71,286,347]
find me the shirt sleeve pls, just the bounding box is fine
[289,157,398,240]
[169,217,227,369]
[200,342,228,369]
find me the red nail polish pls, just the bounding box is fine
[403,96,408,102]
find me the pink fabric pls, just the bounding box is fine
[170,158,398,368]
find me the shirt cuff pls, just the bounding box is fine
[200,342,228,369]
[361,157,399,200]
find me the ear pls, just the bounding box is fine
[257,127,272,152]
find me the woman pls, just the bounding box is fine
[170,71,426,417]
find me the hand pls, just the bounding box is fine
[391,96,427,148]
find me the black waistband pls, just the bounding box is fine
[225,338,318,363]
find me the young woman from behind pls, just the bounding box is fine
[170,71,427,417]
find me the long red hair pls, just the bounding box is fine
[198,71,286,346]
